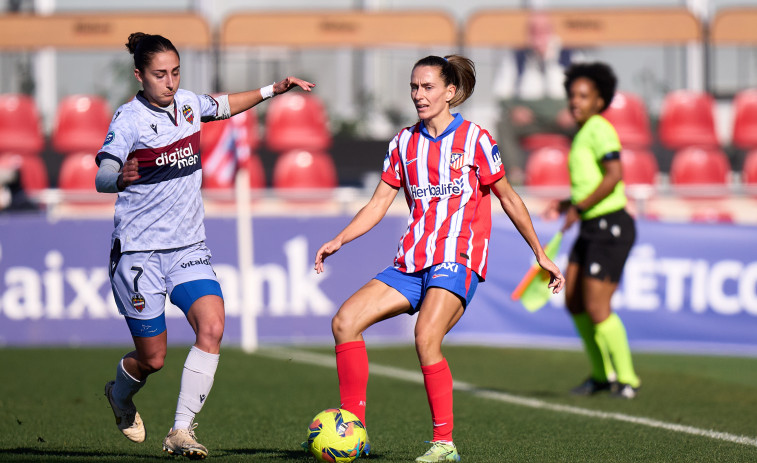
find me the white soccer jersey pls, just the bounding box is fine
[96,89,222,252]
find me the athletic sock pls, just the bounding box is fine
[422,358,454,443]
[572,313,614,382]
[595,313,640,387]
[335,341,369,426]
[173,346,220,430]
[112,358,145,409]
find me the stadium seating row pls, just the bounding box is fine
[0,91,338,192]
[1,88,757,192]
[525,145,757,190]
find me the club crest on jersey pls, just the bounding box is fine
[450,151,465,170]
[131,293,146,312]
[181,104,194,124]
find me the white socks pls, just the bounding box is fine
[112,358,145,409]
[173,346,220,430]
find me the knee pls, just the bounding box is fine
[331,306,361,341]
[331,311,352,339]
[197,317,225,345]
[414,329,438,357]
[138,354,165,375]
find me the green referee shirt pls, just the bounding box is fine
[568,114,626,220]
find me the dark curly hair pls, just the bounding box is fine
[563,62,617,112]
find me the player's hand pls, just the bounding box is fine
[314,238,342,274]
[537,256,565,294]
[273,77,316,96]
[117,157,140,191]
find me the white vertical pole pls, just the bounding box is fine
[235,166,258,353]
[34,0,56,133]
[686,0,709,91]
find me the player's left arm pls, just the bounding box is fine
[228,77,316,116]
[491,175,564,293]
[573,156,622,212]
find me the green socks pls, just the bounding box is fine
[595,313,640,387]
[571,313,614,382]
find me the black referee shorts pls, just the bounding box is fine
[568,208,636,283]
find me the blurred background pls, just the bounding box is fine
[0,0,756,353]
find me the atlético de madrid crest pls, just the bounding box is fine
[450,151,465,170]
[181,104,194,124]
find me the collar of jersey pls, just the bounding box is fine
[419,113,463,142]
[136,91,178,124]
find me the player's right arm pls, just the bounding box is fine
[95,107,140,192]
[95,157,139,193]
[314,179,398,274]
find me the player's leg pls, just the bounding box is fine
[414,264,475,462]
[583,210,640,398]
[106,332,167,443]
[162,290,223,460]
[566,239,614,395]
[583,277,640,394]
[105,248,168,442]
[332,276,414,427]
[162,244,225,459]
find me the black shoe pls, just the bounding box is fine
[570,377,614,396]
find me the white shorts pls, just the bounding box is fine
[109,240,220,322]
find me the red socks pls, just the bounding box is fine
[335,341,369,425]
[422,358,454,442]
[335,342,454,442]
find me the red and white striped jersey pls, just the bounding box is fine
[381,114,504,279]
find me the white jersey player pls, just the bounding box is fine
[96,32,314,459]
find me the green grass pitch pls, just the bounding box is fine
[1,345,756,462]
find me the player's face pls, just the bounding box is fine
[568,77,604,126]
[410,65,455,122]
[135,50,181,108]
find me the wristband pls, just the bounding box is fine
[260,83,275,100]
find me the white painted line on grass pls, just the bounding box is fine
[260,347,757,448]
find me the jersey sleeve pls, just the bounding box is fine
[199,94,223,122]
[380,132,403,188]
[474,128,505,186]
[592,117,622,161]
[95,108,138,168]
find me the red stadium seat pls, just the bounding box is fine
[0,94,44,155]
[273,149,337,191]
[669,147,730,186]
[265,93,331,152]
[658,90,719,149]
[731,89,757,149]
[524,146,570,187]
[603,92,653,149]
[742,149,757,186]
[58,152,98,191]
[521,133,571,152]
[0,152,49,191]
[621,148,659,185]
[52,94,112,155]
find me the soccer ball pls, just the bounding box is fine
[306,408,367,463]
